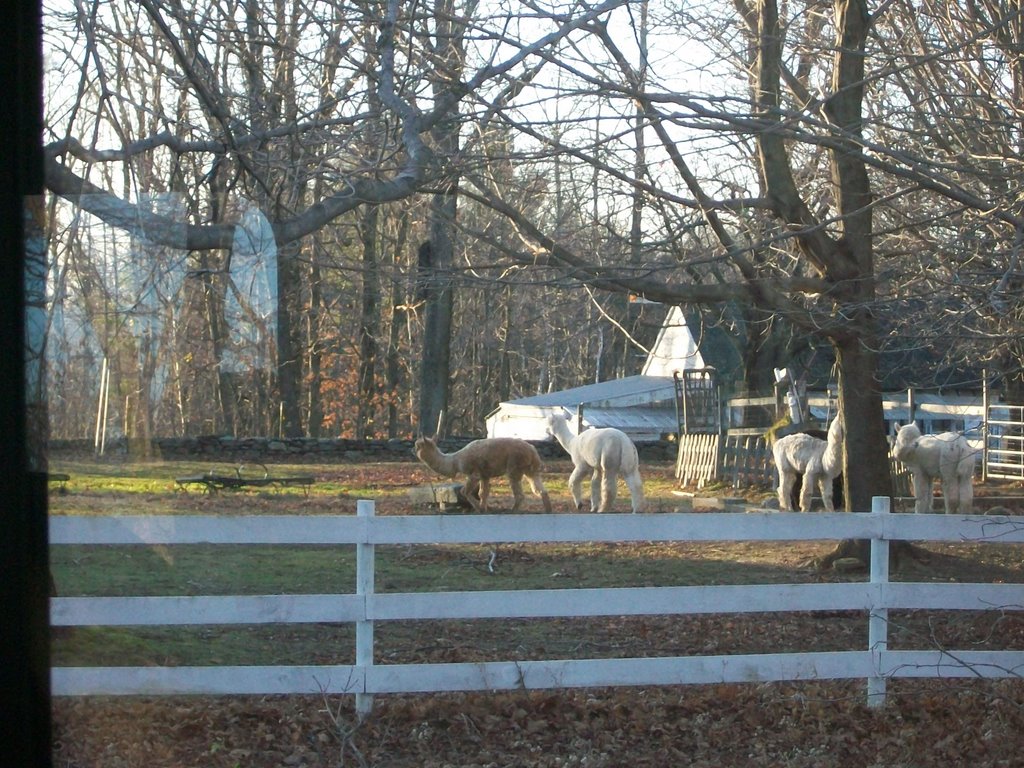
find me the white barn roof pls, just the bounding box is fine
[485,375,678,442]
[504,374,676,408]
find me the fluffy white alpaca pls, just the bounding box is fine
[413,436,553,513]
[893,423,975,514]
[772,416,844,513]
[546,414,645,513]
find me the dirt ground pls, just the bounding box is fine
[51,460,1024,767]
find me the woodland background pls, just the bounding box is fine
[37,0,1024,512]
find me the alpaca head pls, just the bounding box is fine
[546,413,569,434]
[546,413,578,447]
[413,436,437,461]
[893,422,922,460]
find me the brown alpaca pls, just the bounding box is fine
[414,437,553,513]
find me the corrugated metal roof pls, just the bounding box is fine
[501,375,676,408]
[575,406,678,435]
[485,376,682,441]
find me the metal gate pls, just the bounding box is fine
[984,403,1024,480]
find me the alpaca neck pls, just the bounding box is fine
[549,418,577,453]
[896,441,918,464]
[420,444,459,477]
[823,428,842,475]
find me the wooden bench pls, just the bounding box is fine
[175,464,315,496]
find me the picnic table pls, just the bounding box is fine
[175,464,315,496]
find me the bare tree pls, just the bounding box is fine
[42,0,632,439]
[446,0,1024,561]
[42,0,1024,469]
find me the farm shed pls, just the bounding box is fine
[485,375,679,442]
[486,306,738,443]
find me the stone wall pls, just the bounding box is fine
[50,436,677,463]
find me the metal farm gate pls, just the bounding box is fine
[985,403,1024,481]
[673,369,724,487]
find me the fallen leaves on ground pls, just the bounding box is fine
[54,679,1024,767]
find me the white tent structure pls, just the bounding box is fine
[641,305,706,377]
[485,307,712,442]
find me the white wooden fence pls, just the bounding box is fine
[50,499,1024,715]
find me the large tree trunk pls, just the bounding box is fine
[753,0,905,568]
[197,255,237,435]
[418,188,457,436]
[385,214,411,439]
[836,336,892,510]
[357,204,381,439]
[416,0,467,437]
[276,240,304,437]
[305,243,324,439]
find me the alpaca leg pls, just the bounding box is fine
[778,470,797,512]
[508,475,526,512]
[463,475,483,511]
[798,472,816,513]
[959,474,974,515]
[568,464,588,510]
[599,470,618,513]
[589,469,603,512]
[940,473,957,514]
[526,474,553,513]
[477,477,491,512]
[818,475,835,513]
[623,469,645,513]
[912,469,932,514]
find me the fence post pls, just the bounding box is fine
[867,495,890,708]
[356,499,376,719]
[982,372,989,482]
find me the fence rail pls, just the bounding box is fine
[50,501,1024,714]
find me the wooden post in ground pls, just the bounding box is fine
[867,495,890,708]
[982,371,989,482]
[355,499,375,719]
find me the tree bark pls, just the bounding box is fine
[357,204,381,439]
[418,191,456,436]
[276,240,304,437]
[416,0,464,437]
[385,213,411,439]
[306,244,324,439]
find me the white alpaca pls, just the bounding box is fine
[772,416,844,512]
[893,423,975,514]
[546,414,645,513]
[413,436,553,513]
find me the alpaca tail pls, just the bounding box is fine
[526,474,553,513]
[619,433,639,474]
[953,437,978,480]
